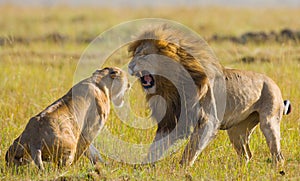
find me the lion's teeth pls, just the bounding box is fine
[142,83,151,86]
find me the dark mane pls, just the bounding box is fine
[128,24,223,132]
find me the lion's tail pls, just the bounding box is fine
[283,100,292,115]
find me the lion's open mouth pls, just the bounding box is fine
[136,70,155,89]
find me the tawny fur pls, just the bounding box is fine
[6,67,128,170]
[128,24,289,167]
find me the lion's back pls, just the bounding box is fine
[222,68,283,127]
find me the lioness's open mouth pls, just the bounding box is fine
[135,70,155,89]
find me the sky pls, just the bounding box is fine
[0,0,299,7]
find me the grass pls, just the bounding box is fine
[0,5,300,180]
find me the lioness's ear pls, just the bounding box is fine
[110,70,120,79]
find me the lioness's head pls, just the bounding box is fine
[93,67,129,107]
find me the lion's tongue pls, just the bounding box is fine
[144,75,152,83]
[142,74,152,86]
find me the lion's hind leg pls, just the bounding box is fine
[227,112,259,163]
[259,112,284,166]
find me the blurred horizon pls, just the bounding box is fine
[0,0,299,7]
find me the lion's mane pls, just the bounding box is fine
[128,24,223,132]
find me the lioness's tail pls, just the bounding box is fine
[283,100,292,115]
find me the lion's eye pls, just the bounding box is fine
[135,45,147,56]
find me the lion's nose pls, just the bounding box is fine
[128,60,136,75]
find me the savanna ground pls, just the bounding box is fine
[0,5,300,180]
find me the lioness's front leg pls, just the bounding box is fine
[29,141,44,170]
[180,116,218,166]
[31,149,44,170]
[84,144,103,164]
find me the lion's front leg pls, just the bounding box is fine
[180,117,218,167]
[145,128,176,164]
[146,129,169,164]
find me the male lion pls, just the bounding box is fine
[128,24,291,167]
[6,67,129,170]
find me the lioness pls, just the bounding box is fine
[6,67,129,170]
[128,24,291,167]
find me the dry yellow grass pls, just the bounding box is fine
[0,5,299,180]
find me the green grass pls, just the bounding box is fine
[0,5,300,180]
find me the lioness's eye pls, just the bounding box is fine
[110,70,120,78]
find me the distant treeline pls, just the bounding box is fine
[1,28,299,46]
[209,28,300,44]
